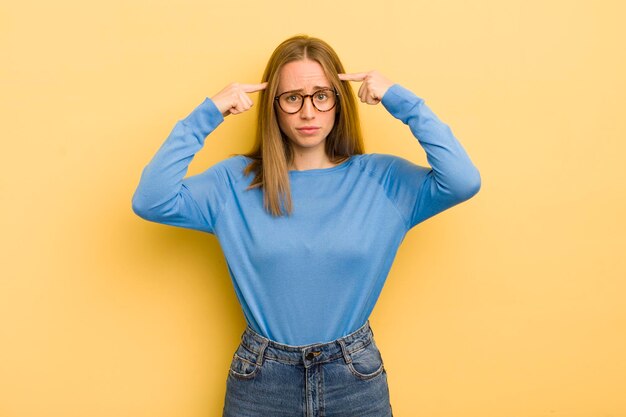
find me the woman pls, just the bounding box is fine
[132,35,480,417]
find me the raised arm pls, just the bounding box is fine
[340,71,481,228]
[131,82,266,233]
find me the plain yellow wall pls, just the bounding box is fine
[1,0,625,416]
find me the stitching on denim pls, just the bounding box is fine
[233,353,256,367]
[348,361,385,380]
[229,354,260,379]
[319,364,326,417]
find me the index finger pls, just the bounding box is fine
[241,82,268,93]
[338,73,368,82]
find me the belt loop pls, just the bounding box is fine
[337,339,352,364]
[256,339,269,367]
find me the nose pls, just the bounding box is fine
[299,97,315,119]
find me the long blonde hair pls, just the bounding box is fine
[243,35,364,216]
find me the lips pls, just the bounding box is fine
[296,126,321,135]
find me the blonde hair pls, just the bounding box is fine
[243,35,364,216]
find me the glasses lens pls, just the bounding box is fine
[312,89,336,111]
[279,93,303,113]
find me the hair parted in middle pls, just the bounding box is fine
[243,34,364,217]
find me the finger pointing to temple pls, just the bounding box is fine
[338,73,368,82]
[241,83,268,93]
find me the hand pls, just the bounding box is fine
[211,82,267,117]
[339,71,394,105]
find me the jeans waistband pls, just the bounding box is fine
[239,321,375,369]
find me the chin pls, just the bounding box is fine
[292,138,326,149]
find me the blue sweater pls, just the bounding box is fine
[132,84,481,345]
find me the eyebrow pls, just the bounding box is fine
[279,86,332,94]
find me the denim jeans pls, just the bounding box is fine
[222,321,393,417]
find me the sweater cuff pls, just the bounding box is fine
[181,97,225,139]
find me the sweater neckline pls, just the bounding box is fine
[288,156,355,176]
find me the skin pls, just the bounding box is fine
[275,60,337,170]
[210,62,394,170]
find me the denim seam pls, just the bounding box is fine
[346,339,373,354]
[262,353,346,366]
[240,343,258,357]
[347,361,385,380]
[319,364,326,417]
[229,356,261,380]
[233,354,256,367]
[256,340,269,366]
[240,340,372,364]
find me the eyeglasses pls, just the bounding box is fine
[274,89,339,114]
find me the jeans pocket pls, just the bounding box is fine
[228,344,261,380]
[347,340,385,380]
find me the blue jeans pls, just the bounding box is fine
[222,321,393,417]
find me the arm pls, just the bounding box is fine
[132,82,267,233]
[381,84,481,226]
[131,98,225,233]
[340,71,481,228]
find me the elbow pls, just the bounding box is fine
[132,192,155,221]
[132,189,177,223]
[132,194,146,219]
[452,167,481,203]
[467,167,482,198]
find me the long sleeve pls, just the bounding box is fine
[381,84,481,228]
[131,97,225,233]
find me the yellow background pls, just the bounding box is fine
[1,0,625,416]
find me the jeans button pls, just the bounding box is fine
[305,351,320,360]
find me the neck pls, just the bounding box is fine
[289,149,335,171]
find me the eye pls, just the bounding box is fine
[315,91,329,101]
[285,94,301,103]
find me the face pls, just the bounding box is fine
[275,59,336,156]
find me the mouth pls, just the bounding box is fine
[296,127,321,135]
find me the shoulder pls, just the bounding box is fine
[351,153,431,193]
[187,155,253,187]
[211,154,252,174]
[352,153,423,176]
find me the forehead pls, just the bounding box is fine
[277,59,331,92]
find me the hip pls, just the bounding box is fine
[222,320,393,417]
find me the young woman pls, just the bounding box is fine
[133,35,480,417]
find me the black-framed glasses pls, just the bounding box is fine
[274,89,339,114]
